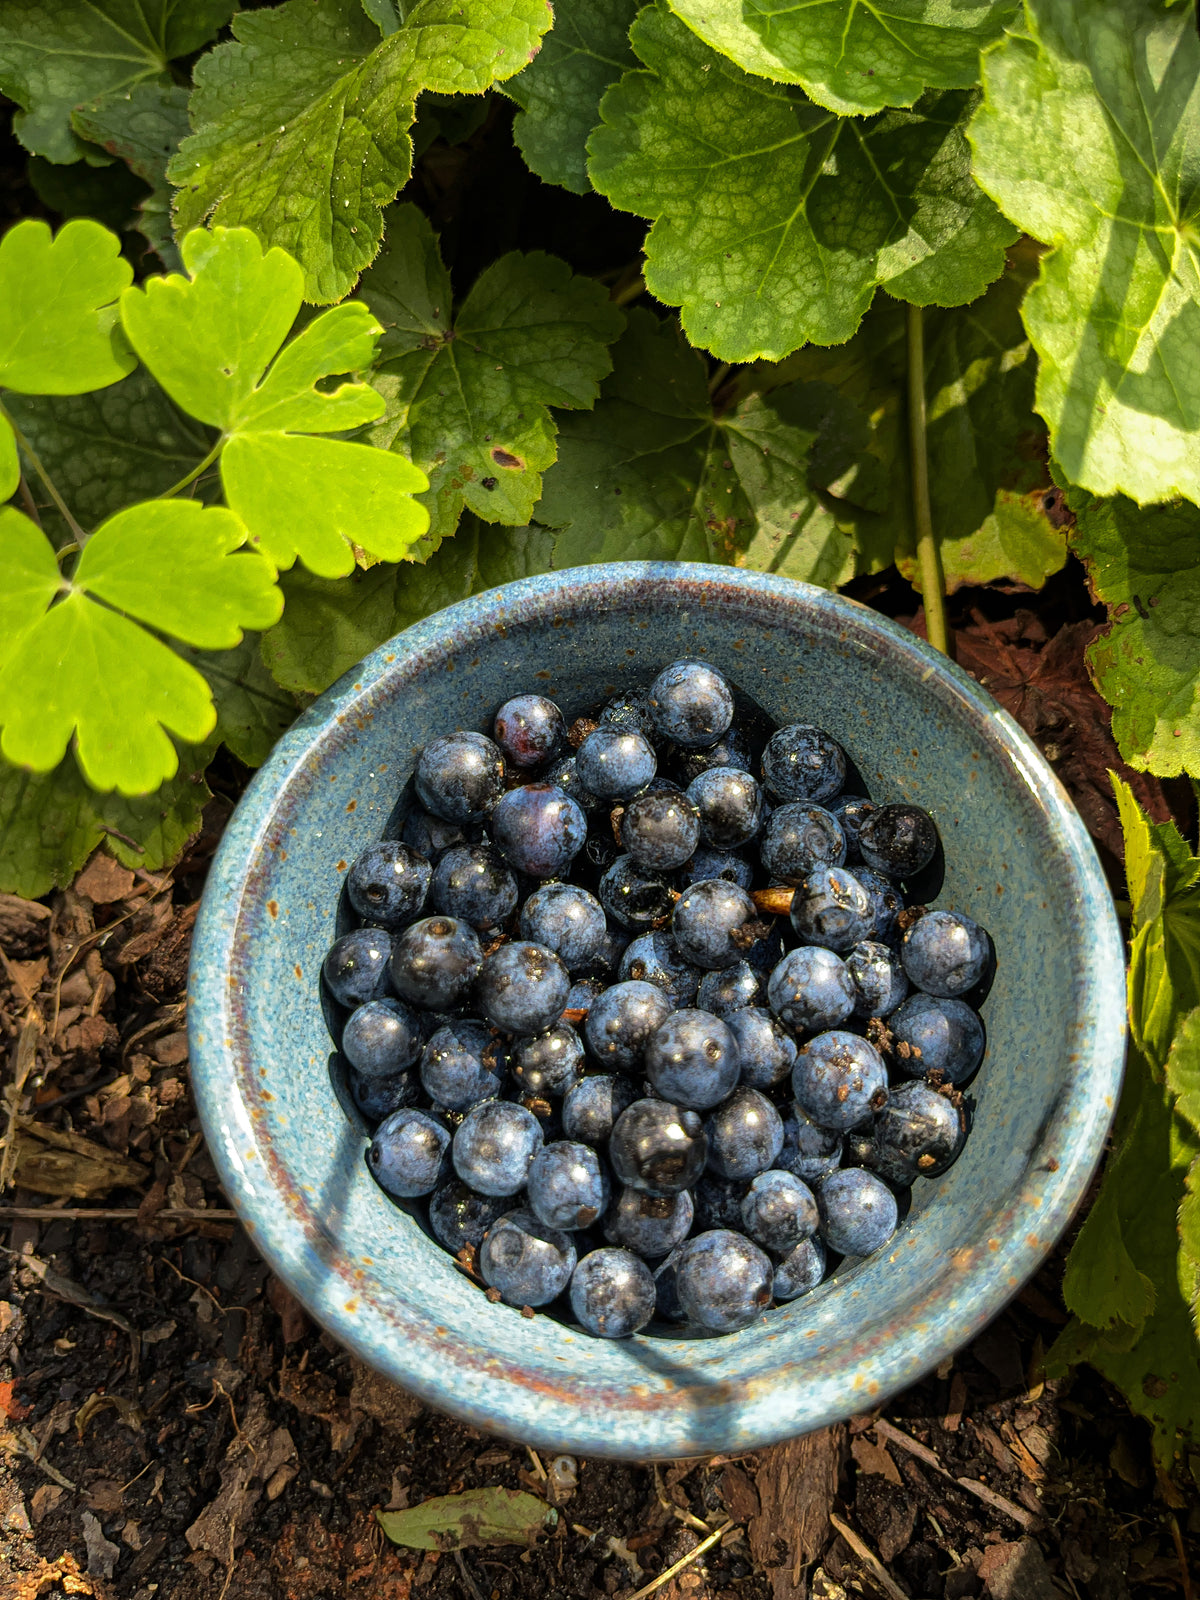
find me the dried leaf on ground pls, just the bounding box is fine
[9,1119,148,1198]
[82,1510,121,1578]
[376,1486,556,1551]
[185,1392,295,1560]
[73,851,136,905]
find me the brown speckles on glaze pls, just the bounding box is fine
[267,900,279,918]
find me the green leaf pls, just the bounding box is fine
[0,501,281,794]
[120,226,430,576]
[1071,494,1200,781]
[587,4,1015,363]
[0,0,235,165]
[0,218,135,394]
[377,1487,555,1551]
[0,746,213,900]
[73,83,192,269]
[502,0,639,193]
[0,415,17,502]
[691,0,1019,117]
[182,635,299,767]
[361,204,624,548]
[168,0,553,305]
[968,0,1200,507]
[26,153,150,237]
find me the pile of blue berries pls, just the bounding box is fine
[321,661,993,1339]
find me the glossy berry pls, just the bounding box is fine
[697,960,763,1017]
[672,879,761,970]
[570,1248,656,1338]
[452,1100,544,1196]
[859,803,939,879]
[845,940,908,1018]
[430,845,517,931]
[674,1230,773,1332]
[792,1031,888,1131]
[767,947,856,1035]
[902,911,991,998]
[676,726,755,782]
[527,1141,611,1230]
[493,694,566,769]
[759,804,845,885]
[576,726,657,799]
[740,1170,818,1252]
[416,731,505,823]
[774,1236,827,1300]
[599,689,656,740]
[479,1209,577,1307]
[368,1109,451,1199]
[490,784,587,879]
[789,865,876,952]
[428,1179,511,1254]
[348,1065,420,1123]
[566,976,605,1014]
[726,1005,796,1089]
[604,1187,693,1258]
[474,941,570,1034]
[857,867,903,945]
[620,788,700,871]
[389,917,482,1011]
[645,1009,741,1111]
[761,724,846,804]
[610,1099,708,1196]
[889,993,985,1083]
[817,1168,898,1256]
[420,1020,506,1110]
[830,796,877,863]
[705,1087,784,1179]
[686,768,764,850]
[778,1109,842,1185]
[400,807,469,863]
[341,997,422,1077]
[648,660,734,750]
[511,1023,586,1098]
[618,931,700,1008]
[519,883,607,974]
[562,1074,638,1145]
[865,1082,966,1185]
[323,928,393,1008]
[680,848,754,890]
[347,841,432,928]
[692,1173,749,1232]
[546,754,602,813]
[598,856,676,932]
[583,980,673,1072]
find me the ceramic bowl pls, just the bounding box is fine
[188,562,1124,1459]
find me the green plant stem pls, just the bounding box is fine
[906,303,950,657]
[157,437,224,501]
[611,273,646,308]
[707,362,732,396]
[0,399,87,546]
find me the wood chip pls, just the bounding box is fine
[749,1425,846,1599]
[829,1512,909,1600]
[873,1419,1040,1531]
[942,1372,967,1433]
[75,852,137,905]
[852,1435,903,1487]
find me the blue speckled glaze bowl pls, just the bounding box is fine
[188,563,1125,1460]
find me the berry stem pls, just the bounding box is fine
[0,399,87,546]
[906,303,951,658]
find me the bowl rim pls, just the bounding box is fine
[188,561,1126,1457]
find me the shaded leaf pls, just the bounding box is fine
[73,82,192,269]
[377,1486,555,1550]
[180,635,299,768]
[26,153,149,238]
[0,218,134,394]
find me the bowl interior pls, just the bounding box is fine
[189,564,1123,1458]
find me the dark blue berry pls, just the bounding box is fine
[817,1168,898,1256]
[648,660,734,749]
[562,1073,638,1145]
[368,1108,451,1199]
[347,841,431,928]
[859,803,938,878]
[845,940,908,1018]
[726,1005,796,1088]
[680,848,754,890]
[546,754,602,813]
[889,993,985,1083]
[674,1230,773,1332]
[348,1065,420,1123]
[645,1009,741,1110]
[767,947,856,1034]
[566,975,605,1013]
[420,1020,506,1110]
[697,960,763,1016]
[576,727,657,799]
[610,1099,708,1196]
[598,856,677,931]
[774,1237,827,1300]
[778,1109,842,1184]
[856,867,903,944]
[452,1100,543,1195]
[676,726,755,782]
[400,807,469,862]
[901,911,991,998]
[792,1031,888,1131]
[692,1173,749,1231]
[620,788,700,871]
[475,941,570,1034]
[761,724,846,804]
[519,883,607,974]
[416,731,504,823]
[527,1140,611,1230]
[511,1023,586,1098]
[759,803,845,885]
[863,1081,966,1185]
[341,997,422,1076]
[389,916,481,1010]
[604,1187,693,1258]
[740,1170,818,1252]
[490,784,587,879]
[705,1087,784,1178]
[493,694,566,769]
[323,927,392,1008]
[428,1179,510,1254]
[618,931,700,1008]
[830,795,877,863]
[789,865,876,952]
[686,767,764,851]
[430,845,517,931]
[570,1248,656,1337]
[599,690,656,740]
[672,879,761,970]
[583,980,673,1071]
[479,1208,577,1306]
